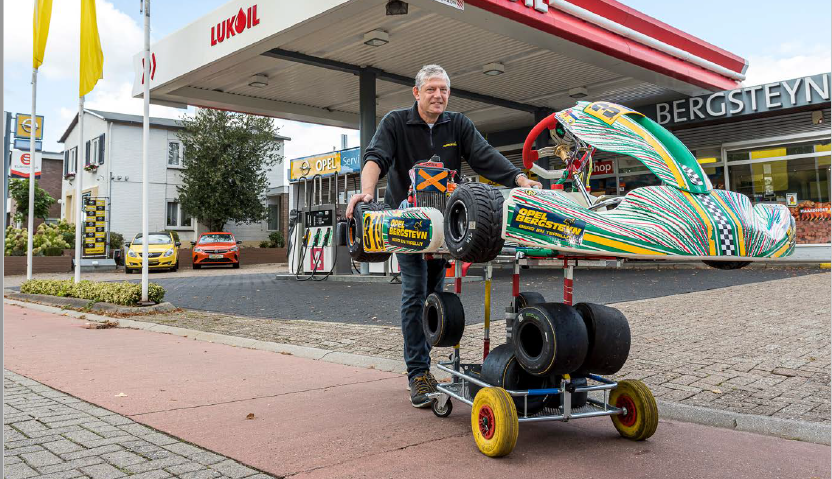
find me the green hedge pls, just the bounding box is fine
[20,279,166,306]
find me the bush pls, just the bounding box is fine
[5,223,71,256]
[259,240,271,248]
[167,231,180,243]
[267,231,285,248]
[109,232,124,251]
[20,279,166,305]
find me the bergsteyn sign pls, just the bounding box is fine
[643,72,831,127]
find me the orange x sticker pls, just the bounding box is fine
[416,169,448,192]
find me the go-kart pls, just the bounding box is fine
[348,100,796,268]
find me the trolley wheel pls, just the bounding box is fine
[610,379,658,441]
[471,387,519,457]
[432,397,453,418]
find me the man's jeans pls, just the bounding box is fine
[397,253,446,381]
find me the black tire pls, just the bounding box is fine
[422,292,465,347]
[193,263,201,270]
[480,344,553,416]
[232,261,240,269]
[172,261,179,272]
[514,292,546,312]
[513,302,588,376]
[444,183,504,264]
[573,303,631,376]
[125,267,133,274]
[544,376,588,409]
[703,260,751,270]
[432,398,453,418]
[348,202,392,263]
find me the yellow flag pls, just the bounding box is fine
[80,0,104,97]
[32,0,53,69]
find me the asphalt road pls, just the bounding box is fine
[136,267,822,326]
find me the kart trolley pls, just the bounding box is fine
[426,252,658,457]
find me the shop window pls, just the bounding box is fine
[588,177,618,196]
[619,173,661,194]
[729,157,829,204]
[617,156,649,174]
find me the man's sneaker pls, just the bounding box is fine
[425,371,439,391]
[409,373,433,408]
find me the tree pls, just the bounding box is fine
[176,109,283,232]
[8,178,56,224]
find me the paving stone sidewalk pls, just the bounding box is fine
[123,272,831,425]
[3,370,275,479]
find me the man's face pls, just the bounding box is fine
[413,76,449,119]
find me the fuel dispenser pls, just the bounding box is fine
[288,174,352,280]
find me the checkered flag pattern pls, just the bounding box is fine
[681,165,704,186]
[700,195,735,255]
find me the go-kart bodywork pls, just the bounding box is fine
[505,101,795,261]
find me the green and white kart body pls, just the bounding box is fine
[503,101,796,261]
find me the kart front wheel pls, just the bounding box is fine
[610,379,658,441]
[444,183,504,264]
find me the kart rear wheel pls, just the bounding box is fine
[481,344,552,415]
[573,303,631,375]
[513,303,588,376]
[703,260,751,270]
[471,387,518,457]
[348,202,392,263]
[422,292,465,347]
[444,183,504,264]
[610,379,658,441]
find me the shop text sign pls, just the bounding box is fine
[646,73,831,127]
[9,150,42,178]
[211,4,260,46]
[289,148,361,182]
[592,160,613,175]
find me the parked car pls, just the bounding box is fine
[192,232,241,269]
[125,232,180,273]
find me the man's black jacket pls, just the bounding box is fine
[363,102,522,208]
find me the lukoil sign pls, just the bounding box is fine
[647,73,831,126]
[211,5,260,46]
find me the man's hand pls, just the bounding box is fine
[346,193,374,219]
[517,176,543,189]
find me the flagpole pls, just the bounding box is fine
[141,0,150,302]
[26,0,39,280]
[74,97,84,283]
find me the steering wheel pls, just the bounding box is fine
[522,113,589,176]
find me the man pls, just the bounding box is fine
[346,64,541,408]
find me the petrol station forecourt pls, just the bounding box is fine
[4,0,832,477]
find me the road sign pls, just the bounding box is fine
[15,114,44,140]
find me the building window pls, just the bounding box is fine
[168,141,181,166]
[182,209,192,227]
[268,203,279,231]
[64,147,78,176]
[166,202,178,227]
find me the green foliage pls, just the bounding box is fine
[268,231,285,248]
[109,232,124,251]
[166,231,180,243]
[56,220,75,245]
[4,222,71,256]
[20,279,166,305]
[176,109,283,232]
[9,178,56,223]
[259,240,271,248]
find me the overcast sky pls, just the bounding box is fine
[3,0,830,156]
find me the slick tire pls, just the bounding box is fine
[513,302,588,376]
[444,183,504,264]
[348,202,392,263]
[573,303,631,376]
[514,292,546,312]
[481,344,552,416]
[422,292,465,347]
[703,260,751,270]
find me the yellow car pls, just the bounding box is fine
[125,232,181,273]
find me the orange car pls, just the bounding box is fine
[192,232,241,269]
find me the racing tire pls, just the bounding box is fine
[610,379,658,441]
[513,303,588,376]
[348,202,392,263]
[703,260,751,270]
[480,344,552,416]
[444,183,504,264]
[514,292,546,312]
[422,292,465,347]
[573,303,631,376]
[471,387,519,457]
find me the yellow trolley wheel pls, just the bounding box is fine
[610,379,658,441]
[471,387,519,457]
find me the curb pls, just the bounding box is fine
[4,292,176,314]
[4,297,829,445]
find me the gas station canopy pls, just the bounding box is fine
[134,0,747,135]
